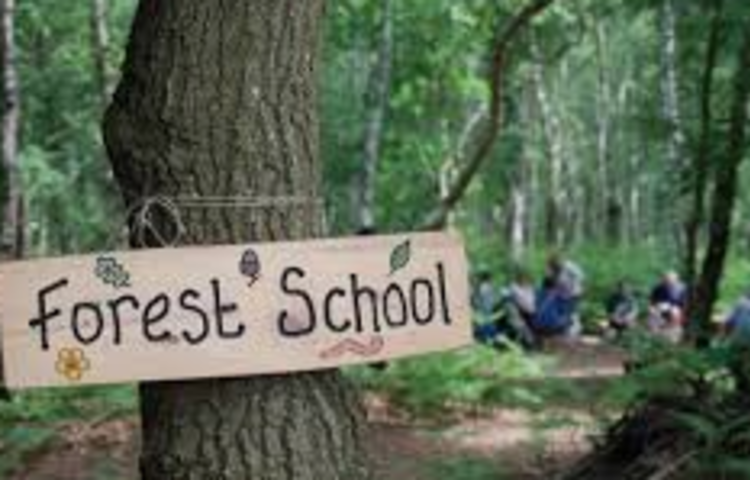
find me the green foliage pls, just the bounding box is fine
[0,386,136,476]
[0,425,55,477]
[345,345,577,416]
[596,334,750,477]
[604,335,732,408]
[427,457,504,480]
[5,0,750,476]
[0,386,137,424]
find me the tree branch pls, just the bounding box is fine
[421,0,559,230]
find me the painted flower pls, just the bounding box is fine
[55,348,91,382]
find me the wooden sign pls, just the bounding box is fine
[0,233,471,388]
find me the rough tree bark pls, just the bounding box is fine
[89,0,112,113]
[1,0,23,259]
[421,0,558,230]
[104,2,372,479]
[354,0,392,231]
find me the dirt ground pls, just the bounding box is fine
[7,414,591,480]
[8,340,625,480]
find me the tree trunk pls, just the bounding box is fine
[89,0,112,113]
[530,40,564,247]
[508,181,527,263]
[594,21,621,245]
[103,2,372,479]
[354,0,392,231]
[658,0,687,254]
[692,23,750,343]
[0,0,21,401]
[1,0,23,259]
[684,0,723,325]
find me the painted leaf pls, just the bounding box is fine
[389,239,411,275]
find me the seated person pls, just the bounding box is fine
[501,269,537,348]
[529,254,584,339]
[472,270,499,319]
[606,281,639,335]
[472,270,503,346]
[474,269,537,350]
[506,269,536,322]
[723,290,750,391]
[648,271,686,342]
[724,290,750,345]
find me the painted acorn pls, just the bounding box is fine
[239,248,261,287]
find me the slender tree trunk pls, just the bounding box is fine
[530,41,564,247]
[89,0,112,113]
[1,0,23,259]
[508,181,527,263]
[0,0,21,401]
[685,0,723,322]
[658,0,687,254]
[692,24,750,343]
[104,2,372,479]
[594,21,622,245]
[626,153,642,243]
[440,104,486,230]
[354,0,392,231]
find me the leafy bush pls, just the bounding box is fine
[0,385,137,424]
[0,385,136,477]
[346,345,565,416]
[427,457,504,480]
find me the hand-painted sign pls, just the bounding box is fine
[0,233,471,388]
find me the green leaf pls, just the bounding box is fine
[389,239,412,275]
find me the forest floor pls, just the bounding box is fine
[7,339,626,480]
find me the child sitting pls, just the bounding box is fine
[606,281,639,336]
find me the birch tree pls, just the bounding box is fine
[354,0,392,231]
[1,0,22,259]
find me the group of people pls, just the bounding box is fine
[473,254,584,349]
[474,258,750,349]
[606,271,687,343]
[607,271,750,345]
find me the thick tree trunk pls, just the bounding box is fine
[354,0,392,231]
[104,2,372,479]
[89,0,112,113]
[1,0,23,259]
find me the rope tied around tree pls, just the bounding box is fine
[114,194,325,249]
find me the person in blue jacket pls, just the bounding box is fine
[531,254,584,339]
